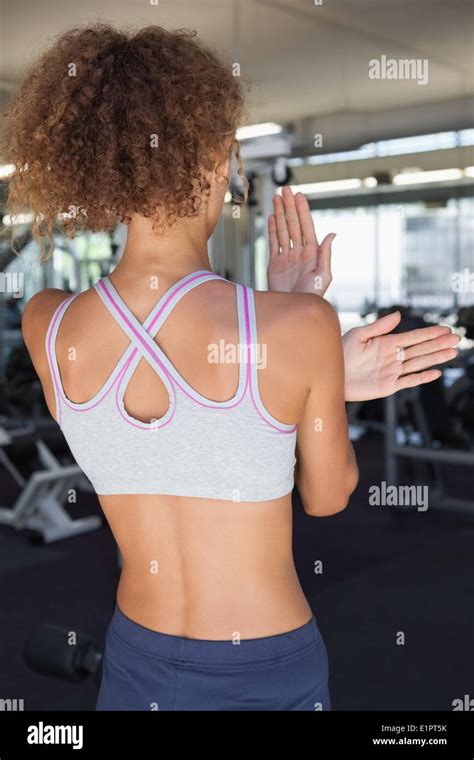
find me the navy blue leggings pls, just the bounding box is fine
[96,606,330,711]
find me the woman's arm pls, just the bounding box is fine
[267,186,460,402]
[295,295,359,516]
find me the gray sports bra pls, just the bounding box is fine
[45,270,297,501]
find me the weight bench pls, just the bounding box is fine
[0,421,102,543]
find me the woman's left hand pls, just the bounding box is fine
[343,311,461,402]
[267,186,336,295]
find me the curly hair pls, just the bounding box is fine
[2,23,248,258]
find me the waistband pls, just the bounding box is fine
[107,605,321,666]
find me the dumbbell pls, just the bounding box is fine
[24,624,103,688]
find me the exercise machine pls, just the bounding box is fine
[384,384,474,515]
[0,418,102,543]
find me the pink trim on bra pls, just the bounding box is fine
[114,353,177,430]
[45,272,297,435]
[45,294,77,425]
[97,274,249,410]
[243,286,297,435]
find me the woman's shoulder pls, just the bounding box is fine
[22,288,70,341]
[253,288,339,333]
[20,288,72,379]
[250,290,342,382]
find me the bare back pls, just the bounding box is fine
[23,273,323,639]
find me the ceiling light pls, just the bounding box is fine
[0,164,15,179]
[393,168,463,185]
[236,122,283,140]
[363,176,378,188]
[288,179,362,195]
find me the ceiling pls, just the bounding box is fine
[1,0,473,128]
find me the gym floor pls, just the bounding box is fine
[1,433,472,711]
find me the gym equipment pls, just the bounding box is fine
[0,418,102,543]
[4,342,48,419]
[384,385,474,515]
[448,357,474,435]
[349,303,474,514]
[24,624,102,687]
[350,304,474,446]
[457,306,474,341]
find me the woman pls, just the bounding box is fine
[4,24,458,711]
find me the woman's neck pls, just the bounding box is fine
[114,213,213,282]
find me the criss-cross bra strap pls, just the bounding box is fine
[94,270,226,383]
[141,270,224,338]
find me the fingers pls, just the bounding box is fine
[268,214,279,259]
[403,330,460,361]
[272,186,335,257]
[394,328,460,386]
[356,311,402,340]
[317,231,335,275]
[396,324,453,348]
[295,192,318,246]
[400,347,458,375]
[273,194,290,254]
[281,186,303,246]
[395,368,442,391]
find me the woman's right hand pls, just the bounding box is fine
[267,186,336,296]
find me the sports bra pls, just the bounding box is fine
[45,269,297,501]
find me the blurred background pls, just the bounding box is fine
[0,0,473,711]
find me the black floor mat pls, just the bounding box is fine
[309,532,474,710]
